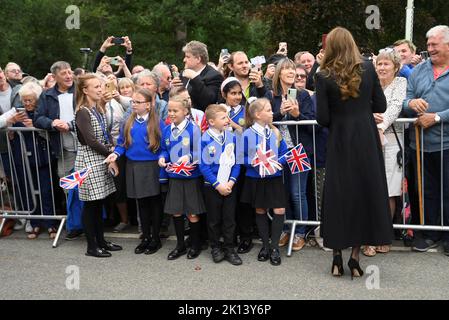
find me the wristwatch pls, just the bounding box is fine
[435,113,441,123]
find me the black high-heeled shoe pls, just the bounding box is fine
[348,258,364,280]
[331,254,344,276]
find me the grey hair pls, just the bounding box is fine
[376,49,402,77]
[136,69,160,88]
[5,62,21,73]
[18,82,42,99]
[182,40,209,64]
[50,61,71,75]
[426,25,449,43]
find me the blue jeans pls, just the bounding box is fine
[284,169,309,237]
[413,149,449,242]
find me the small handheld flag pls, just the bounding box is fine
[284,143,311,174]
[59,167,92,190]
[166,161,198,177]
[251,145,282,178]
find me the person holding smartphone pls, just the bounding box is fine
[92,36,133,77]
[266,58,315,253]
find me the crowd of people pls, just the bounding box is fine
[1,24,448,277]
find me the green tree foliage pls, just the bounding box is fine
[0,0,448,78]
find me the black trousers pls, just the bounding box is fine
[203,186,237,249]
[137,195,163,242]
[82,199,106,251]
[235,174,255,241]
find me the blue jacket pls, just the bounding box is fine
[403,59,449,152]
[159,120,202,179]
[242,125,288,179]
[267,88,315,155]
[199,129,240,188]
[114,118,165,161]
[34,84,76,157]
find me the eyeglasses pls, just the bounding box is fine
[296,74,307,80]
[8,69,22,74]
[22,99,36,104]
[130,100,148,105]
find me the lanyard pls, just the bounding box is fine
[91,107,110,145]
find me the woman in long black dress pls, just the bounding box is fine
[315,27,393,278]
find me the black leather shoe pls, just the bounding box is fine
[187,248,201,259]
[269,248,281,266]
[168,247,187,260]
[144,241,162,255]
[135,238,151,254]
[100,241,122,252]
[257,247,270,261]
[211,247,225,263]
[237,239,253,254]
[224,249,243,266]
[85,248,112,258]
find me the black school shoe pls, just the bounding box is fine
[257,247,270,261]
[187,248,201,259]
[85,248,111,258]
[100,241,123,252]
[144,241,162,255]
[237,239,253,254]
[224,249,242,266]
[269,248,281,266]
[135,238,151,254]
[211,247,225,263]
[168,247,187,260]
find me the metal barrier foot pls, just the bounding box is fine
[286,222,296,257]
[52,218,66,248]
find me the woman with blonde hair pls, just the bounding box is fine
[75,73,121,257]
[315,27,393,278]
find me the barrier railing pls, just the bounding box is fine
[0,127,67,248]
[274,118,447,256]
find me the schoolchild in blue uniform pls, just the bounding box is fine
[158,95,206,260]
[106,88,165,255]
[199,104,242,265]
[241,98,289,266]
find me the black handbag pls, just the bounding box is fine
[392,125,403,169]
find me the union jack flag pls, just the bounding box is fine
[285,143,311,174]
[251,145,282,178]
[166,161,198,177]
[59,167,92,190]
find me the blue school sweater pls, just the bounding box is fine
[228,105,246,129]
[199,129,240,188]
[159,119,202,179]
[114,118,165,161]
[242,125,288,179]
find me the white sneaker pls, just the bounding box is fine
[25,220,32,233]
[113,222,130,233]
[13,219,26,231]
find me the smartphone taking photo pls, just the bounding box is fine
[287,88,297,101]
[110,56,120,66]
[112,37,124,45]
[105,81,116,93]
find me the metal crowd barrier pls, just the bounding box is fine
[274,118,447,257]
[0,127,70,248]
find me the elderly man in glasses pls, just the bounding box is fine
[152,63,172,103]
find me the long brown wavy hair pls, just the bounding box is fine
[75,73,105,113]
[122,88,161,152]
[320,27,363,100]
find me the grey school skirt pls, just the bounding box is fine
[126,160,160,199]
[164,178,206,215]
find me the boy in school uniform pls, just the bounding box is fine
[200,104,242,265]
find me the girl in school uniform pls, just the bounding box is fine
[221,77,246,134]
[158,95,206,260]
[241,98,289,266]
[105,88,165,255]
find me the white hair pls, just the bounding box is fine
[426,25,449,43]
[18,82,42,99]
